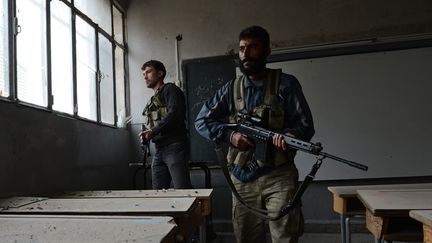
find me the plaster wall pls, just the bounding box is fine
[0,101,132,197]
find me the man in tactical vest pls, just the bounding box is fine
[140,60,192,189]
[195,26,315,243]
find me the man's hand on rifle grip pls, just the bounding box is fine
[273,133,294,151]
[139,129,154,142]
[231,132,254,151]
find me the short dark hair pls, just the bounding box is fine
[141,60,166,79]
[239,25,270,48]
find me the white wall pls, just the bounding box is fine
[124,0,432,225]
[127,0,432,124]
[268,47,432,180]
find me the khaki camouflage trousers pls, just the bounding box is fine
[231,163,304,243]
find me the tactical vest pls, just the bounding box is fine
[227,69,296,169]
[143,84,168,128]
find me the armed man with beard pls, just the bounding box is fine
[194,26,315,243]
[140,60,192,190]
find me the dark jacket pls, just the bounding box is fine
[143,83,187,146]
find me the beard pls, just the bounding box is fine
[239,55,267,76]
[146,79,157,89]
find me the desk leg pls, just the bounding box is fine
[345,216,351,243]
[425,224,432,243]
[340,215,347,243]
[199,216,206,243]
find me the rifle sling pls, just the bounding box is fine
[214,142,321,221]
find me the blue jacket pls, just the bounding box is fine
[194,70,315,144]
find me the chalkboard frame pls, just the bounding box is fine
[267,36,432,63]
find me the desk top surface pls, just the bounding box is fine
[410,210,432,226]
[328,183,432,197]
[50,189,213,199]
[357,189,432,215]
[0,197,197,215]
[0,214,176,243]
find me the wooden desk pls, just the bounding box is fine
[410,210,432,243]
[358,189,432,242]
[0,214,177,243]
[51,189,213,216]
[328,183,432,243]
[0,197,201,242]
[50,189,213,242]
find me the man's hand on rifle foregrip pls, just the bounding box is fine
[230,132,255,151]
[273,133,295,151]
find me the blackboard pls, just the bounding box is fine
[183,56,236,163]
[184,38,432,180]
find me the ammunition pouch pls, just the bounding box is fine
[227,69,295,175]
[143,93,167,128]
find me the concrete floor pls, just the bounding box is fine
[208,233,423,243]
[209,233,375,243]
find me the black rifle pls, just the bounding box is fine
[230,112,368,171]
[140,124,151,164]
[215,113,368,220]
[133,124,152,189]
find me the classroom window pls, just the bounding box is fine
[3,0,128,127]
[16,0,47,106]
[51,0,73,114]
[99,33,115,125]
[113,3,126,127]
[115,45,126,127]
[74,0,111,34]
[76,16,97,121]
[113,5,123,45]
[0,0,8,97]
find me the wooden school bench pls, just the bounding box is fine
[328,183,432,243]
[49,189,214,242]
[0,214,177,243]
[0,196,201,242]
[410,210,432,243]
[358,189,432,243]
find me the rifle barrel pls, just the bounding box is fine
[320,152,368,171]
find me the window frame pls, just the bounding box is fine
[0,0,10,100]
[1,0,129,128]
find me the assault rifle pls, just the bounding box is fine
[132,124,152,189]
[228,112,368,171]
[140,124,151,167]
[215,112,368,220]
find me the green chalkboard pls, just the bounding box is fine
[183,55,236,163]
